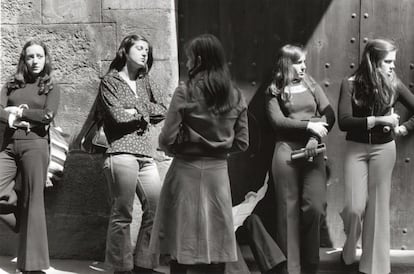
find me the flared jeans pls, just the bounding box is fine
[103,153,162,271]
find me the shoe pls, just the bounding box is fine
[22,271,46,274]
[301,263,318,274]
[114,271,132,274]
[268,261,288,274]
[133,266,164,274]
[339,252,358,271]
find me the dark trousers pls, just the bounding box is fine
[0,139,50,271]
[225,214,286,274]
[271,142,326,274]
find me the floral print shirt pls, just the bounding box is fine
[99,70,167,157]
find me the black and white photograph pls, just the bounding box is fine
[0,1,413,273]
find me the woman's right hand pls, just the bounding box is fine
[307,121,328,138]
[4,106,20,114]
[376,113,399,128]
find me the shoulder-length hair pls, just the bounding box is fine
[267,44,306,101]
[185,34,238,114]
[352,38,397,112]
[107,34,153,76]
[7,40,53,95]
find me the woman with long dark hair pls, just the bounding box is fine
[338,38,414,274]
[265,44,335,274]
[0,40,60,273]
[150,34,249,274]
[98,34,167,274]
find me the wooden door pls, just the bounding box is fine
[358,0,414,250]
[177,0,414,248]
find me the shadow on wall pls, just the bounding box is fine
[177,0,333,237]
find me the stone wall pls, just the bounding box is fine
[0,0,178,260]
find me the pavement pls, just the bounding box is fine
[1,248,414,274]
[0,257,116,274]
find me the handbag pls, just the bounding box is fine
[80,119,108,153]
[91,124,109,149]
[47,125,70,187]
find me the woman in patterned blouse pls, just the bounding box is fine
[98,34,167,274]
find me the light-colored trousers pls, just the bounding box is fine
[103,153,162,271]
[340,140,395,274]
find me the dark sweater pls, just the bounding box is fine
[338,77,414,144]
[0,78,60,141]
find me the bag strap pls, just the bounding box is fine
[80,96,104,147]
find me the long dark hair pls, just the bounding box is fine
[185,34,237,114]
[7,40,53,95]
[268,44,306,101]
[352,39,397,113]
[107,34,153,75]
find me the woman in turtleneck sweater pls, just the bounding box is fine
[0,40,60,273]
[265,44,335,274]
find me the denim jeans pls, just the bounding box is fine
[103,153,162,271]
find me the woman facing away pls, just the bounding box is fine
[98,34,167,274]
[265,44,335,274]
[338,38,414,274]
[150,34,249,274]
[0,40,60,273]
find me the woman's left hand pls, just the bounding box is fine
[305,137,318,158]
[394,125,408,136]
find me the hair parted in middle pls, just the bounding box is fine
[352,38,398,114]
[107,34,153,75]
[268,44,306,102]
[8,39,54,95]
[185,33,240,114]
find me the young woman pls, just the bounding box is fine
[0,40,60,273]
[98,34,167,274]
[265,44,335,274]
[338,38,414,274]
[150,34,249,274]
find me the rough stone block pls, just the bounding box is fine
[150,59,179,98]
[45,153,109,260]
[46,153,109,216]
[56,83,99,137]
[0,0,41,24]
[47,215,108,260]
[102,9,178,60]
[0,24,117,85]
[102,0,175,10]
[42,0,101,23]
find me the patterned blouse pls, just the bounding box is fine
[98,70,167,157]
